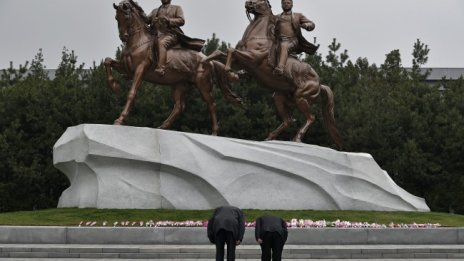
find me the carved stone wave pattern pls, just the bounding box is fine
[54,124,429,211]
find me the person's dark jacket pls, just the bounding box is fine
[207,206,245,244]
[255,215,288,242]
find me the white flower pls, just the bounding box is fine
[75,218,442,230]
[290,219,298,228]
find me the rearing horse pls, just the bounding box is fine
[104,0,243,135]
[204,0,342,148]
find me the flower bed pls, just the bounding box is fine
[78,219,441,228]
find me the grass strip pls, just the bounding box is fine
[0,208,463,227]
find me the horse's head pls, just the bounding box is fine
[245,0,272,20]
[113,0,148,42]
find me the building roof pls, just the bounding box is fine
[3,68,464,81]
[421,68,464,81]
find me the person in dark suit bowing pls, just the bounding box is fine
[255,215,288,261]
[207,206,245,261]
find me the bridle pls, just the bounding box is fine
[115,1,153,53]
[116,1,147,41]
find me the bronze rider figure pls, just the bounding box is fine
[147,0,204,76]
[273,0,318,76]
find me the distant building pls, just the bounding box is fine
[47,68,463,82]
[421,68,464,83]
[3,68,464,83]
[414,68,464,92]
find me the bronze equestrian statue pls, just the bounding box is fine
[204,0,342,148]
[104,0,243,135]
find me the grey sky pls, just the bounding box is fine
[1,0,463,69]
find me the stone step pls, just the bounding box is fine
[2,258,462,261]
[1,244,464,259]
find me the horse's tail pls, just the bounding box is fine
[210,60,245,109]
[320,84,343,149]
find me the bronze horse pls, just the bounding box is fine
[204,0,342,147]
[104,0,243,135]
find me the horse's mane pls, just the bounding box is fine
[247,0,274,22]
[261,0,273,14]
[127,0,149,23]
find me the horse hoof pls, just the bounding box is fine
[114,119,123,125]
[227,72,240,82]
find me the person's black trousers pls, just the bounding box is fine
[215,229,236,261]
[260,231,284,261]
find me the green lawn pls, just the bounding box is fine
[0,208,463,227]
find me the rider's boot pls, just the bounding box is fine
[155,47,168,76]
[273,65,285,76]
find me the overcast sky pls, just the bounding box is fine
[1,0,463,69]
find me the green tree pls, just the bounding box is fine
[1,61,29,88]
[28,49,49,81]
[203,33,230,55]
[411,38,431,79]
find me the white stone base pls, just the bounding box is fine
[54,124,429,211]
